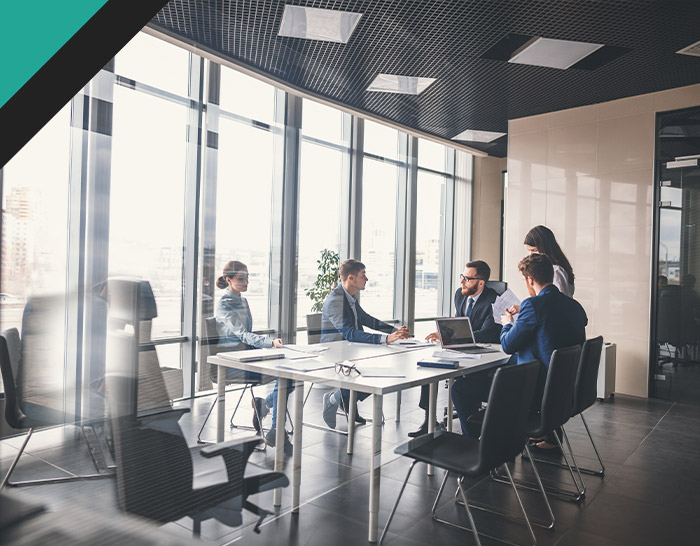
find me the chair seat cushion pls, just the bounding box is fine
[399,432,485,477]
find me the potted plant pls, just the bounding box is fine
[305,249,339,343]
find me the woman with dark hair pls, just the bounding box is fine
[524,225,575,297]
[216,260,293,455]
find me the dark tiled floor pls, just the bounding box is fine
[3,376,700,545]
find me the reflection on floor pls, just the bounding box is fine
[3,382,700,545]
[654,358,700,404]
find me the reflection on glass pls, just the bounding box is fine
[1,105,70,334]
[215,119,275,329]
[361,159,399,319]
[109,86,187,345]
[415,171,445,318]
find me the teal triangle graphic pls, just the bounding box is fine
[0,0,108,109]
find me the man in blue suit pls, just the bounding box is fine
[410,260,502,437]
[452,252,587,437]
[321,259,410,428]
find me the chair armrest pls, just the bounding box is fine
[199,435,261,458]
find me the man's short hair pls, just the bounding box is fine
[518,253,554,285]
[339,259,366,280]
[466,260,491,282]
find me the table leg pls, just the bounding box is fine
[369,394,383,542]
[395,390,401,422]
[217,365,226,443]
[427,382,437,476]
[447,378,454,432]
[347,389,357,455]
[292,381,304,513]
[274,378,288,507]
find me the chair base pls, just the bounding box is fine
[1,426,115,489]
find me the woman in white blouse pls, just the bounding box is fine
[524,225,575,297]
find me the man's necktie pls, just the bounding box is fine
[466,297,474,318]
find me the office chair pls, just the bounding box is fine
[197,317,283,444]
[485,280,508,296]
[381,361,549,546]
[107,373,288,536]
[0,327,113,488]
[482,346,585,502]
[524,337,605,477]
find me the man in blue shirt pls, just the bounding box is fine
[321,259,410,427]
[452,253,587,437]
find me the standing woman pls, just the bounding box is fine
[216,260,293,455]
[524,225,575,297]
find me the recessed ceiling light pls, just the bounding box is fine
[509,37,603,69]
[451,129,506,143]
[366,74,436,95]
[278,5,362,43]
[677,39,700,57]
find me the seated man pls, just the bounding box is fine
[411,260,502,437]
[451,253,587,440]
[321,259,410,428]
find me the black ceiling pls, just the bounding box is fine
[151,0,700,157]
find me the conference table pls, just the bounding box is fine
[208,340,509,542]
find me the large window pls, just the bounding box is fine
[296,99,350,327]
[415,139,452,319]
[361,121,405,320]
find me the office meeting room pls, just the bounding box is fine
[1,1,700,545]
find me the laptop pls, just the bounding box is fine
[434,317,499,354]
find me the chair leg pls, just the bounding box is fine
[379,460,417,544]
[580,414,605,475]
[502,464,536,546]
[229,386,249,429]
[457,477,483,546]
[197,397,219,444]
[2,427,114,488]
[192,517,201,537]
[523,445,555,529]
[559,427,586,497]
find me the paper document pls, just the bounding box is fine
[276,361,334,372]
[433,350,482,360]
[389,339,434,348]
[492,289,521,323]
[280,344,330,354]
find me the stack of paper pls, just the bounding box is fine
[491,289,521,323]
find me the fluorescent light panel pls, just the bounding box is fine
[278,5,362,43]
[451,129,506,143]
[509,37,603,69]
[366,74,436,95]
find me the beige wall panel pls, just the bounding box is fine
[652,84,700,113]
[547,122,598,179]
[597,113,654,174]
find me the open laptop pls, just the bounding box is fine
[434,317,499,354]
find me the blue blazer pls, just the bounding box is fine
[454,286,502,343]
[320,285,395,344]
[500,284,587,368]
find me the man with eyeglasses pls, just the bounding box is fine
[409,260,502,437]
[320,259,411,428]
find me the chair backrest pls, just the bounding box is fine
[204,317,221,357]
[107,373,193,523]
[486,280,508,296]
[573,336,604,415]
[538,345,581,433]
[0,328,24,429]
[306,313,323,345]
[478,361,539,470]
[657,285,681,345]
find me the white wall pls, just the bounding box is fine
[505,84,700,397]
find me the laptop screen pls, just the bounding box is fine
[435,317,475,348]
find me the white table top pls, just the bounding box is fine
[208,340,509,395]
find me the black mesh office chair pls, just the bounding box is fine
[380,361,546,546]
[107,373,288,536]
[484,345,585,502]
[0,327,112,488]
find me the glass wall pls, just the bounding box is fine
[0,30,468,400]
[415,139,452,319]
